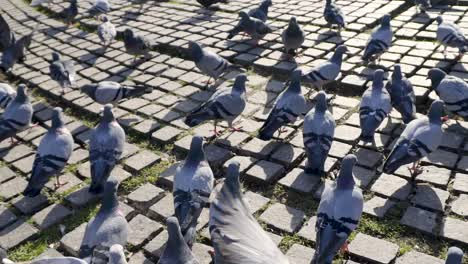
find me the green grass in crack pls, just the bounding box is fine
[119,160,172,194]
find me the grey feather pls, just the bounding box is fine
[81,81,153,105]
[227,11,274,40]
[0,83,16,108]
[122,28,151,59]
[188,41,231,80]
[248,0,272,22]
[0,84,32,143]
[446,247,463,264]
[436,16,468,55]
[49,52,75,91]
[362,14,392,62]
[98,16,116,46]
[158,217,199,264]
[385,64,416,124]
[428,68,468,118]
[109,244,128,264]
[302,45,347,89]
[281,17,305,55]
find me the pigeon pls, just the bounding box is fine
[281,16,305,56]
[1,25,37,72]
[414,0,431,13]
[359,69,392,143]
[49,52,75,95]
[0,84,33,143]
[97,16,116,47]
[362,14,392,63]
[436,16,468,59]
[248,0,272,22]
[89,105,125,194]
[122,28,152,62]
[446,247,463,264]
[158,217,200,264]
[30,0,51,7]
[209,161,290,264]
[81,81,153,105]
[0,14,15,52]
[382,100,445,176]
[174,135,214,249]
[188,41,232,85]
[0,83,16,108]
[184,74,247,136]
[23,107,73,197]
[109,244,128,264]
[227,11,274,43]
[195,0,227,8]
[258,69,306,141]
[61,0,78,26]
[79,178,129,264]
[428,68,468,119]
[301,45,347,92]
[324,0,346,31]
[385,65,416,124]
[303,91,335,175]
[30,257,88,264]
[88,0,110,18]
[312,154,363,264]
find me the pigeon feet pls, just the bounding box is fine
[228,126,243,132]
[339,240,350,254]
[441,115,450,123]
[408,162,423,178]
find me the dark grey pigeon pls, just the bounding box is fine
[446,247,463,264]
[359,69,391,143]
[0,83,16,108]
[158,217,200,264]
[88,0,110,18]
[0,14,15,52]
[109,244,127,264]
[436,16,468,59]
[89,105,125,194]
[195,0,227,8]
[174,135,214,249]
[122,28,152,62]
[184,74,247,136]
[23,107,74,197]
[248,0,272,22]
[303,91,335,176]
[324,0,346,32]
[188,41,232,85]
[362,14,392,63]
[61,0,78,25]
[98,16,116,47]
[81,81,153,105]
[312,154,363,264]
[0,84,32,143]
[385,64,416,124]
[383,100,444,177]
[49,52,75,95]
[281,16,305,56]
[1,25,37,72]
[209,161,290,264]
[414,0,431,13]
[258,69,306,141]
[79,178,129,264]
[227,11,274,43]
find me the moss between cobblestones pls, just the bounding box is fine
[119,159,172,195]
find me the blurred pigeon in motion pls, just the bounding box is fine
[0,83,16,108]
[281,16,305,57]
[324,0,346,32]
[362,14,392,64]
[385,64,416,124]
[210,161,290,264]
[188,41,232,86]
[158,217,200,264]
[258,69,306,140]
[312,154,363,264]
[195,0,227,8]
[88,0,110,18]
[383,100,445,177]
[49,52,75,95]
[248,0,272,22]
[1,25,37,72]
[81,81,153,105]
[436,16,468,60]
[302,45,347,92]
[98,16,116,47]
[446,247,464,264]
[0,14,15,52]
[227,11,274,44]
[89,105,125,194]
[80,178,129,264]
[61,0,78,25]
[0,84,32,143]
[23,107,73,197]
[359,69,391,143]
[303,91,335,176]
[184,74,247,136]
[109,244,128,264]
[174,135,214,249]
[122,28,152,62]
[414,0,431,13]
[428,68,468,119]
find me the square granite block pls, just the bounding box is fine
[259,203,305,233]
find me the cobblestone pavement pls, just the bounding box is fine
[0,0,468,262]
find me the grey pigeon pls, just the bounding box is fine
[31,258,88,264]
[0,84,32,143]
[109,244,128,264]
[0,14,15,52]
[359,69,392,143]
[184,74,247,136]
[158,217,200,264]
[382,100,445,176]
[436,16,468,59]
[188,41,231,85]
[248,0,272,22]
[362,14,392,63]
[0,83,16,108]
[81,81,153,105]
[303,91,335,175]
[89,105,125,194]
[61,0,78,25]
[210,161,290,264]
[281,16,305,56]
[1,25,37,72]
[312,154,363,264]
[227,11,274,43]
[98,16,116,47]
[258,69,306,141]
[446,247,463,264]
[30,0,51,7]
[302,45,347,91]
[385,64,416,124]
[79,178,129,264]
[23,107,73,197]
[122,28,151,62]
[414,0,431,13]
[49,52,75,95]
[196,0,227,8]
[173,135,214,249]
[88,0,110,18]
[324,0,346,31]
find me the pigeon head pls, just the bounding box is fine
[314,91,328,112]
[331,45,347,64]
[80,83,97,98]
[101,15,109,22]
[290,68,302,82]
[123,28,134,39]
[287,69,302,93]
[427,68,446,90]
[233,74,247,94]
[446,247,463,264]
[428,99,445,124]
[337,154,357,189]
[52,107,65,129]
[372,69,384,89]
[163,217,195,260]
[51,52,61,61]
[261,0,272,8]
[436,16,443,25]
[326,0,332,5]
[381,14,391,27]
[109,244,126,263]
[225,161,241,194]
[15,84,28,102]
[102,178,119,212]
[289,16,297,26]
[102,104,115,123]
[239,11,250,20]
[188,41,203,62]
[392,64,402,81]
[187,135,205,162]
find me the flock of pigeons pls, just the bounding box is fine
[0,0,467,263]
